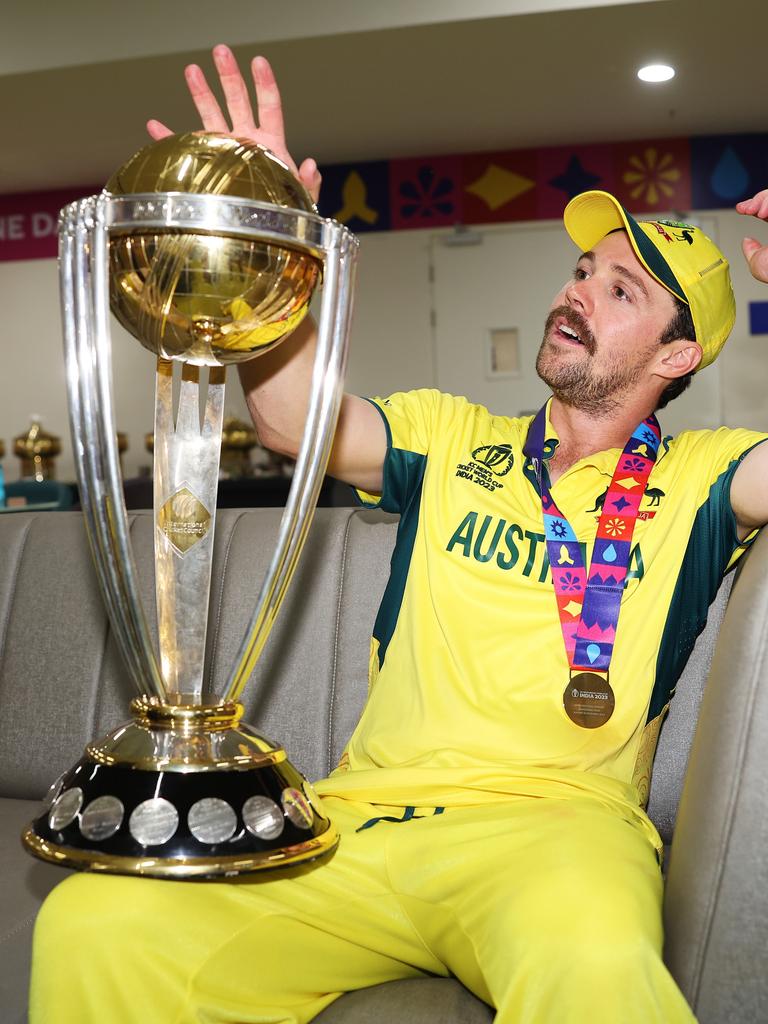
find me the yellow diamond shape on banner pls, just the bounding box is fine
[465,164,534,211]
[564,600,582,618]
[616,477,641,489]
[158,486,211,555]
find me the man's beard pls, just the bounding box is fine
[536,306,653,417]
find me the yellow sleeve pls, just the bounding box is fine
[354,390,470,512]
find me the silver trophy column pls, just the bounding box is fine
[23,134,359,879]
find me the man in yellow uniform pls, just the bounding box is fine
[30,46,768,1024]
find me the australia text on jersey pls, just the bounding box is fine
[446,510,645,586]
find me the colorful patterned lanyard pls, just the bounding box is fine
[524,404,661,674]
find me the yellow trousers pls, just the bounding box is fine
[30,795,696,1024]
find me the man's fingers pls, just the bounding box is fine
[736,188,768,219]
[213,44,257,136]
[185,63,230,133]
[147,119,174,141]
[298,158,322,204]
[251,56,287,142]
[149,47,309,192]
[742,237,768,284]
[742,237,761,259]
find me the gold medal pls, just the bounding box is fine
[563,672,615,728]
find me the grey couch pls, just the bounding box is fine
[1,507,766,1023]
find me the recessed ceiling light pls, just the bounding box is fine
[638,64,675,83]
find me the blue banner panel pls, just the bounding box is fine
[318,160,390,233]
[691,134,768,208]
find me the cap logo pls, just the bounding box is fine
[649,221,697,245]
[656,219,696,231]
[650,222,674,243]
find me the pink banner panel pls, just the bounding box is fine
[389,156,463,230]
[461,149,538,224]
[611,137,691,213]
[0,187,97,263]
[536,144,616,219]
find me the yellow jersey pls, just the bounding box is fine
[315,391,765,841]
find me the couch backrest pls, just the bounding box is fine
[664,526,768,1023]
[0,507,741,844]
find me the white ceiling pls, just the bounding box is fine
[0,0,661,75]
[1,0,764,195]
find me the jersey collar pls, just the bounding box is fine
[522,398,671,495]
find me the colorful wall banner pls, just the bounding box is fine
[1,133,765,262]
[315,132,762,234]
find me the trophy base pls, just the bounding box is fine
[22,698,339,880]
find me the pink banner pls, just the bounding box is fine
[0,187,97,262]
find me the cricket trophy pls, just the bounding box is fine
[22,132,358,878]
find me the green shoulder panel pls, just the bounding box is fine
[352,398,428,667]
[649,449,761,723]
[371,447,427,667]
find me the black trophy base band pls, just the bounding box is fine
[23,756,339,880]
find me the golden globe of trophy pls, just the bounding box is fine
[22,133,358,878]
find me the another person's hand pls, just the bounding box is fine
[146,43,321,202]
[736,189,768,284]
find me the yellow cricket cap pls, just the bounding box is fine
[563,190,735,370]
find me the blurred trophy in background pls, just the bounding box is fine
[14,418,61,481]
[23,133,358,878]
[116,430,129,474]
[219,416,259,478]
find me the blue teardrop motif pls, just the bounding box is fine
[711,146,749,201]
[603,543,617,563]
[586,643,601,664]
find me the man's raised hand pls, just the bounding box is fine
[736,188,768,284]
[146,44,321,202]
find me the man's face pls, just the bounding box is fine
[536,229,678,414]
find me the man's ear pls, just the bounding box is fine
[653,339,702,380]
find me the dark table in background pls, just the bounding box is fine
[122,475,356,510]
[1,475,358,513]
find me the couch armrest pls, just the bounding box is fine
[664,528,768,1024]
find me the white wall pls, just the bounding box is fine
[426,210,768,439]
[0,205,765,484]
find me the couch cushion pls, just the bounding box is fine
[646,575,734,845]
[0,797,72,1024]
[0,514,115,798]
[315,977,493,1023]
[204,507,379,781]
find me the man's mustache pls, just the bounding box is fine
[544,305,596,355]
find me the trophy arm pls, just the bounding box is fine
[60,196,166,700]
[221,221,358,702]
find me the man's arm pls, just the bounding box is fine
[730,189,768,538]
[148,45,387,495]
[238,317,386,494]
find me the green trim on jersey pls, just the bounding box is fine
[649,442,764,724]
[355,398,427,668]
[371,448,427,667]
